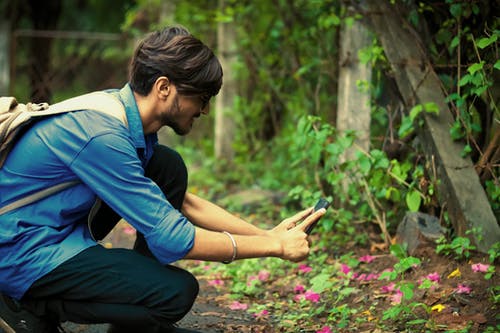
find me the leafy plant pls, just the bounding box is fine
[487,242,500,263]
[436,236,477,260]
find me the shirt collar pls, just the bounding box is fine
[119,83,147,149]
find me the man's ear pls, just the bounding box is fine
[155,76,171,100]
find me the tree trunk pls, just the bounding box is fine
[0,21,10,96]
[336,6,372,164]
[215,0,237,162]
[365,1,499,252]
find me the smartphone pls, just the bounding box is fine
[305,198,330,235]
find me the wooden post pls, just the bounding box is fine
[337,6,372,164]
[0,21,10,96]
[215,0,237,162]
[366,1,499,252]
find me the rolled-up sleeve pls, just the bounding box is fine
[146,209,195,263]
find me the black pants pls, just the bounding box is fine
[21,145,198,331]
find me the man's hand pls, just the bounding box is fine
[273,208,326,262]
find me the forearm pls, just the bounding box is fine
[182,207,325,263]
[183,227,282,262]
[182,192,267,236]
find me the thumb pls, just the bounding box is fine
[296,208,326,232]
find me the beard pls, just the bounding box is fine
[161,94,191,136]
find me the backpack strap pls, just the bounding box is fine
[0,180,80,215]
[0,92,128,216]
[37,91,128,127]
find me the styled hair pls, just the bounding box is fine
[129,26,223,99]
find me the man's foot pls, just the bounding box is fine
[0,293,59,333]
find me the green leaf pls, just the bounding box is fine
[450,121,464,140]
[449,35,460,52]
[423,102,439,115]
[461,144,472,157]
[468,61,485,75]
[400,283,415,300]
[409,104,423,121]
[494,60,500,71]
[458,74,471,87]
[385,187,401,202]
[406,189,422,212]
[477,35,497,49]
[358,156,371,175]
[418,279,433,289]
[390,244,407,259]
[449,4,463,18]
[398,117,414,139]
[310,273,333,293]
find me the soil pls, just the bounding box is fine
[62,220,498,333]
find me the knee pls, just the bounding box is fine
[146,145,188,209]
[175,270,199,318]
[158,270,199,323]
[148,145,188,183]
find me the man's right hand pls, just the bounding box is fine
[275,208,326,262]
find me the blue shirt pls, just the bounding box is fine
[0,84,195,299]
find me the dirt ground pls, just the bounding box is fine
[62,220,498,333]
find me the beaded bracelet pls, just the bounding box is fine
[222,231,237,264]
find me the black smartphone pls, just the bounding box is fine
[305,198,330,235]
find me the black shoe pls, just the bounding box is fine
[0,293,59,333]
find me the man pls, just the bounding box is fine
[0,26,325,333]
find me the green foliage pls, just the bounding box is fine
[379,244,421,281]
[488,242,500,264]
[436,236,476,260]
[398,102,440,139]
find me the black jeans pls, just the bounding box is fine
[21,145,199,331]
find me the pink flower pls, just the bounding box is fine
[380,282,396,293]
[294,284,305,293]
[471,263,490,273]
[298,264,312,273]
[229,301,248,310]
[365,273,380,281]
[389,289,403,304]
[304,290,321,303]
[455,284,472,294]
[317,326,332,333]
[356,273,367,281]
[294,289,320,303]
[340,264,351,275]
[258,270,270,281]
[359,255,376,263]
[203,265,211,271]
[426,272,441,282]
[208,279,224,286]
[123,225,136,235]
[253,309,269,318]
[247,275,257,286]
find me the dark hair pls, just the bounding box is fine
[129,26,223,99]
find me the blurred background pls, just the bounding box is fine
[0,0,498,247]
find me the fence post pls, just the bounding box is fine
[0,21,10,96]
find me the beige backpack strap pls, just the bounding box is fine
[0,180,80,216]
[33,92,128,127]
[0,92,128,216]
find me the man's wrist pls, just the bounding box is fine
[270,236,284,258]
